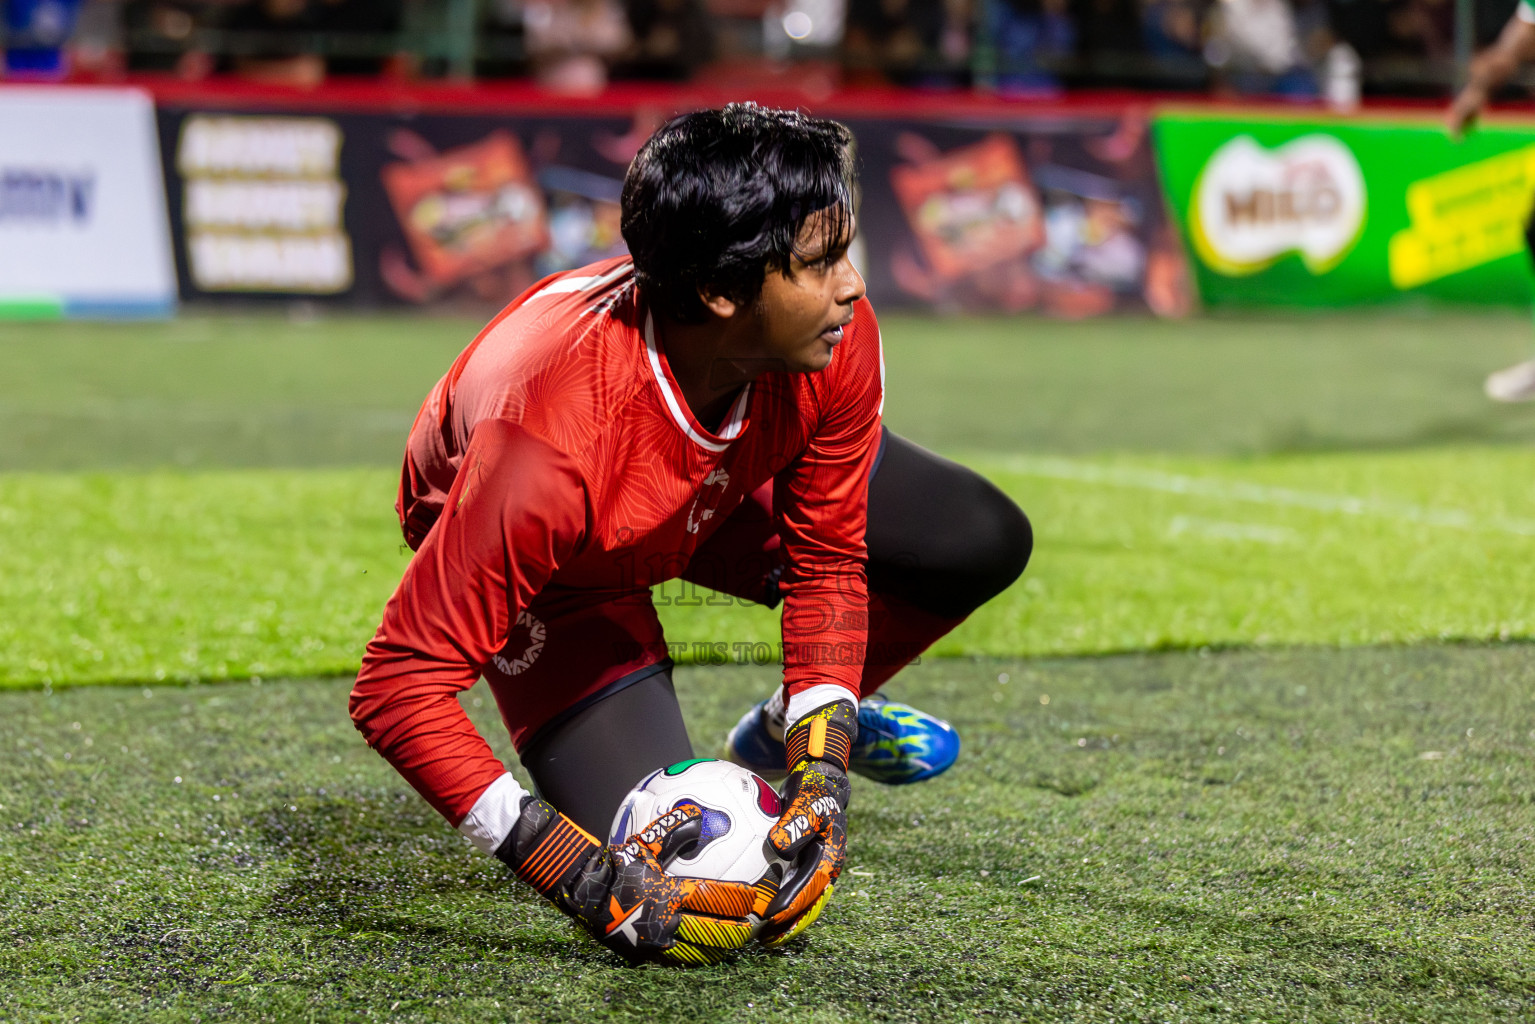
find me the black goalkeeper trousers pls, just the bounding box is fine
[520,429,1032,836]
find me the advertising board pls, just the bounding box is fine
[153,102,1191,317]
[1155,110,1535,307]
[0,86,176,317]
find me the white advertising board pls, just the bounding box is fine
[0,86,176,317]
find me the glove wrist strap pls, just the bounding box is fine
[784,699,857,772]
[495,796,601,899]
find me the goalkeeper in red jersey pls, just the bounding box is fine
[350,104,1032,965]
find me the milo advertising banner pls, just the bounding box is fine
[1154,110,1535,307]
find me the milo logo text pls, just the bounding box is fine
[1190,134,1366,277]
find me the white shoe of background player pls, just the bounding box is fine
[1484,359,1535,402]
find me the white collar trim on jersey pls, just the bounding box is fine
[643,312,751,453]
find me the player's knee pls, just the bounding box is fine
[953,481,1032,610]
[880,481,1030,620]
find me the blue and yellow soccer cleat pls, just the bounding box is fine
[724,695,960,785]
[847,695,960,784]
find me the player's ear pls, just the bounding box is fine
[698,287,740,320]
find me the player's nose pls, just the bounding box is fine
[836,256,865,307]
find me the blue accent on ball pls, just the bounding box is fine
[668,800,731,853]
[699,807,732,841]
[612,805,632,843]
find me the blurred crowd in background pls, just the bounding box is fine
[1,0,1527,101]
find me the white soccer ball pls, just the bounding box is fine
[608,758,784,884]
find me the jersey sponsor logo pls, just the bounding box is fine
[490,611,546,676]
[685,467,730,535]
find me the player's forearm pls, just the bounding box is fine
[1469,49,1522,94]
[350,647,508,824]
[778,566,868,717]
[1471,18,1535,92]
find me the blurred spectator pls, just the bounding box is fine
[523,0,632,92]
[989,0,1075,93]
[67,0,127,77]
[54,0,1491,93]
[1386,0,1452,60]
[1075,0,1145,65]
[614,0,715,80]
[4,0,85,78]
[1141,0,1203,62]
[1325,0,1392,59]
[219,0,324,87]
[1204,0,1320,97]
[314,0,405,77]
[1293,0,1337,63]
[843,0,968,86]
[478,0,531,78]
[121,0,213,77]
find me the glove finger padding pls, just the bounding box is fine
[624,809,758,965]
[498,798,756,966]
[759,699,856,944]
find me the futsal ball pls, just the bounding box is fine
[608,758,784,884]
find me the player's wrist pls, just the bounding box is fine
[457,772,531,855]
[784,685,859,744]
[783,699,858,773]
[494,794,602,902]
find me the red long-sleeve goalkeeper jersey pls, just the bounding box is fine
[350,257,884,826]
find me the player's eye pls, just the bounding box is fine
[816,247,846,269]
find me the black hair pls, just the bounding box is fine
[620,103,856,324]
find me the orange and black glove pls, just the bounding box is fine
[496,797,757,966]
[757,699,855,947]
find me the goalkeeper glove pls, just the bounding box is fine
[757,698,855,947]
[495,796,757,966]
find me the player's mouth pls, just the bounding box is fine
[819,318,852,344]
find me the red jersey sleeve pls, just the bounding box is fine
[349,418,588,825]
[774,300,884,706]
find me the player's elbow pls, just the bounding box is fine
[349,651,404,750]
[348,678,384,747]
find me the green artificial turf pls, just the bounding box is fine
[5,446,1535,687]
[5,307,1535,686]
[0,314,469,471]
[3,648,1533,1022]
[5,309,1535,1020]
[6,309,1535,471]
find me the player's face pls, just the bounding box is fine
[753,207,865,373]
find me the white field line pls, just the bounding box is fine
[1167,515,1300,545]
[975,454,1535,538]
